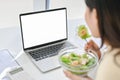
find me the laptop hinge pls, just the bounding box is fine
[25,40,66,53]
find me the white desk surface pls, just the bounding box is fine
[0,19,100,80]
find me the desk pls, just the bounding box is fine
[0,19,100,80]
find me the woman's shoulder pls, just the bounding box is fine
[95,47,120,80]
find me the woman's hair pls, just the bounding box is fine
[85,0,120,48]
[85,0,120,67]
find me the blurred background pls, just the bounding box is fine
[0,0,86,29]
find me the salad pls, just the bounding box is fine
[78,25,91,40]
[60,52,96,75]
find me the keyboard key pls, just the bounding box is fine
[29,43,64,60]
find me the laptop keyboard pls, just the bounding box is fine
[29,43,64,61]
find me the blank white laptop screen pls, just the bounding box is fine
[20,8,67,49]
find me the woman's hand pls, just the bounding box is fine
[64,70,92,80]
[84,40,101,59]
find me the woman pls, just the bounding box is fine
[64,0,120,80]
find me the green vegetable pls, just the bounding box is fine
[82,54,88,59]
[70,52,78,57]
[71,71,87,75]
[61,56,71,64]
[60,52,96,75]
[79,65,88,70]
[87,58,95,67]
[78,25,91,39]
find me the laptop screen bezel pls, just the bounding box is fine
[19,8,68,50]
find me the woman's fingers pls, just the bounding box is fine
[84,41,93,51]
[90,40,99,50]
[84,44,89,51]
[64,70,92,80]
[64,70,81,80]
[84,40,101,59]
[84,40,99,51]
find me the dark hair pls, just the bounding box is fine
[85,0,120,48]
[85,0,120,66]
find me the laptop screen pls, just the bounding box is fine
[20,8,67,50]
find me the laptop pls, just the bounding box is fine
[19,8,74,72]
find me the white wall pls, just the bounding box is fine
[49,0,86,20]
[0,0,86,28]
[0,0,46,29]
[34,0,46,11]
